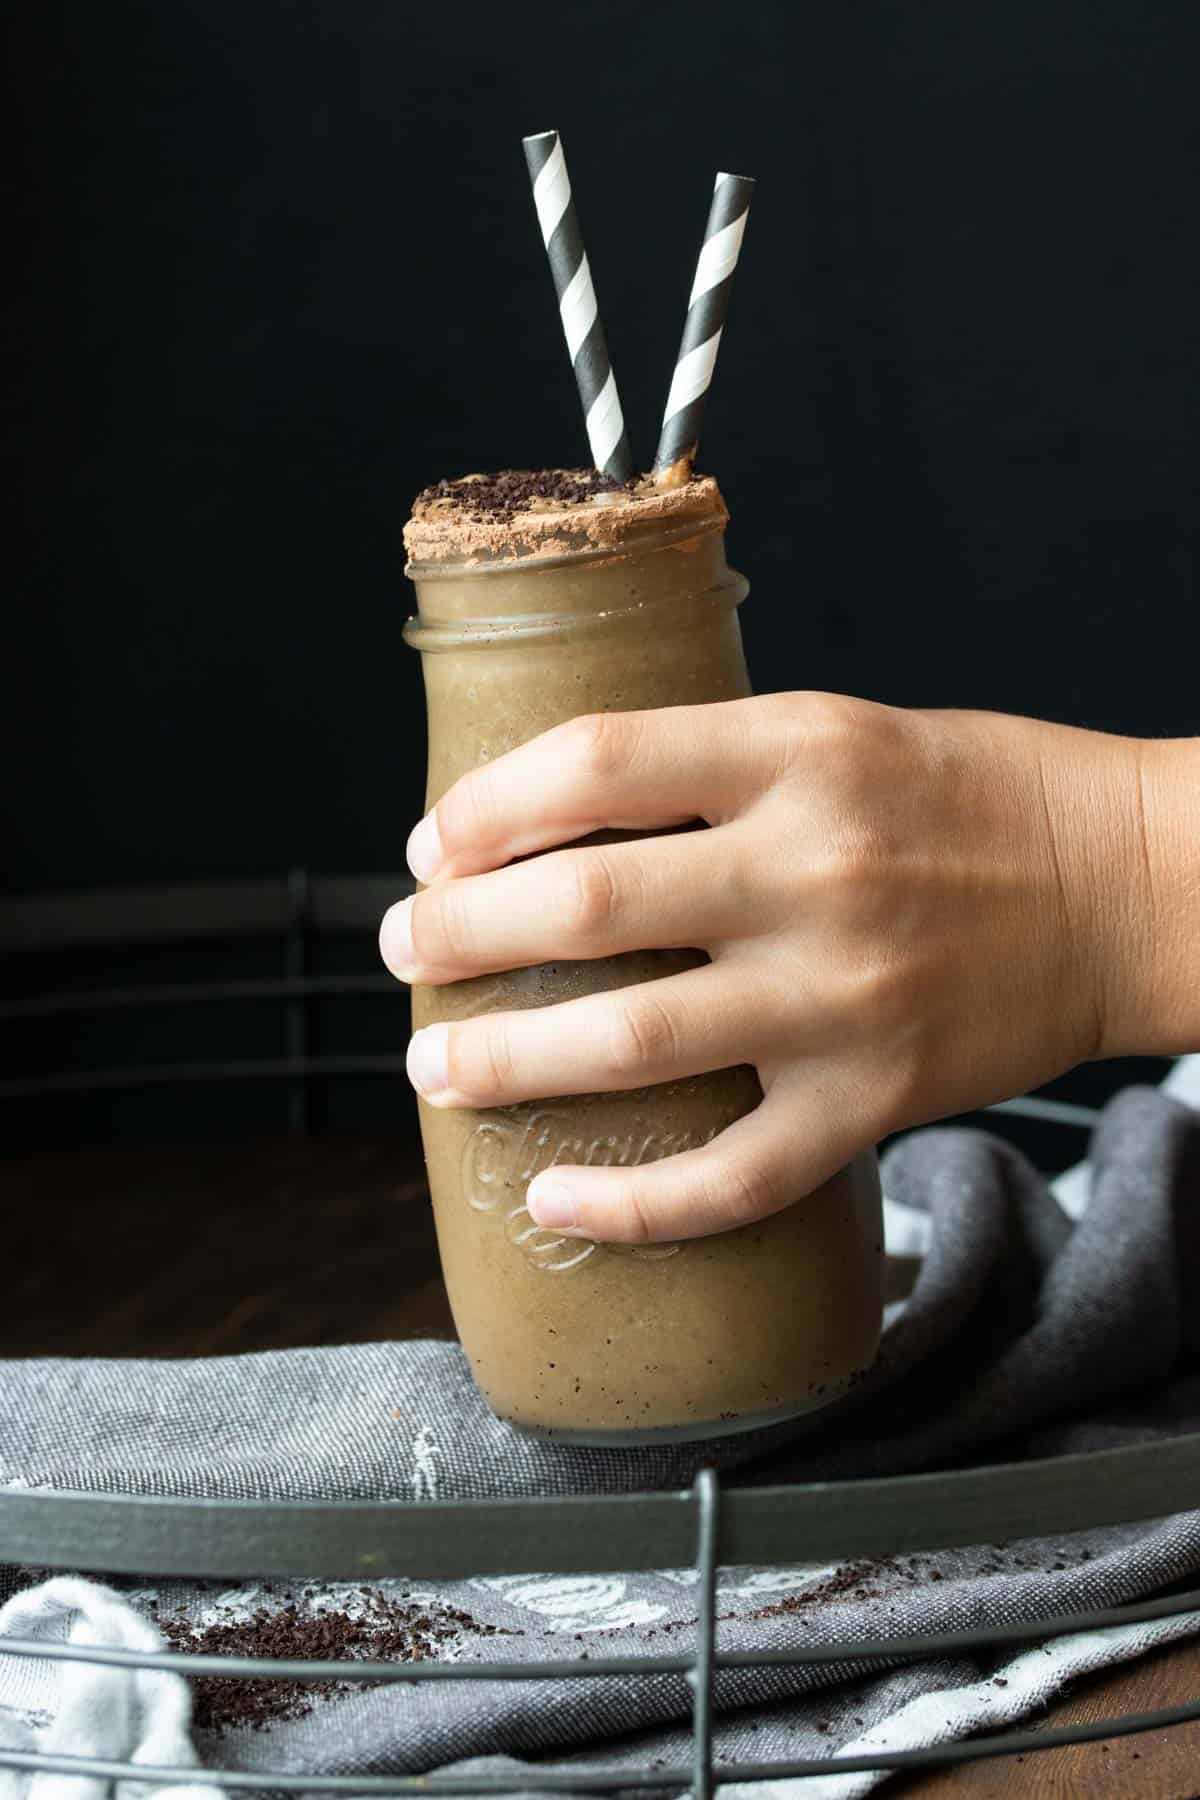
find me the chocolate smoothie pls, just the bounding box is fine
[403,469,883,1442]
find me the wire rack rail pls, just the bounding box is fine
[1,873,1198,1789]
[3,1457,1200,1792]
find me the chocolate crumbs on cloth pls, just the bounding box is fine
[1,1059,1198,1794]
[159,1586,510,1733]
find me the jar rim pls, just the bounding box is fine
[404,509,727,582]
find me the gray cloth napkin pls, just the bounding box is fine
[2,1060,1198,1794]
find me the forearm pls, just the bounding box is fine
[1130,734,1200,1057]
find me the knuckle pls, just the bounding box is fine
[855,951,905,1009]
[449,1022,515,1104]
[439,765,495,852]
[615,1183,656,1245]
[797,690,867,751]
[569,847,623,937]
[607,991,681,1077]
[714,1152,777,1227]
[761,691,861,788]
[563,709,627,779]
[801,820,891,906]
[410,883,473,968]
[828,824,888,892]
[854,953,918,1034]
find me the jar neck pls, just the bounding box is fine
[404,516,745,653]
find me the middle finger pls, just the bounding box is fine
[381,825,751,985]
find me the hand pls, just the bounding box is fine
[380,692,1147,1244]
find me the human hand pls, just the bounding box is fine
[380,692,1147,1243]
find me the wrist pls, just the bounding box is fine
[1030,719,1150,1064]
[1115,734,1200,1058]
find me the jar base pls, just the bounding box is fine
[494,1368,873,1448]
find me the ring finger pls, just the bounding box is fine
[406,957,784,1109]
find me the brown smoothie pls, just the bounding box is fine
[403,468,883,1443]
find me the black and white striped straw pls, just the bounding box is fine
[653,171,755,483]
[522,130,633,483]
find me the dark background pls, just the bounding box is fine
[7,0,1198,895]
[2,0,1196,1147]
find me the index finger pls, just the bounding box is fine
[407,699,762,882]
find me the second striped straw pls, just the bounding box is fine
[653,172,755,487]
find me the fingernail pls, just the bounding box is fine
[379,897,416,979]
[407,1023,449,1097]
[527,1180,579,1231]
[407,813,443,884]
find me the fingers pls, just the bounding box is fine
[381,825,754,984]
[406,701,769,882]
[523,1071,862,1244]
[406,960,783,1109]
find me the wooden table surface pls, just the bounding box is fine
[2,1134,1196,1797]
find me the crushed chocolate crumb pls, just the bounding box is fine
[415,467,634,525]
[736,1556,901,1622]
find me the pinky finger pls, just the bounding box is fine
[525,1071,865,1245]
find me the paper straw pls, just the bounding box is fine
[653,172,755,485]
[522,129,633,483]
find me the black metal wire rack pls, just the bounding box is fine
[1,873,1198,1791]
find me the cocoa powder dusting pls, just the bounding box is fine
[159,1587,510,1733]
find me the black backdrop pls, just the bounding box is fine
[6,0,1199,895]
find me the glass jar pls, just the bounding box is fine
[403,483,882,1442]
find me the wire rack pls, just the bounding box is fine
[1,873,1198,1790]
